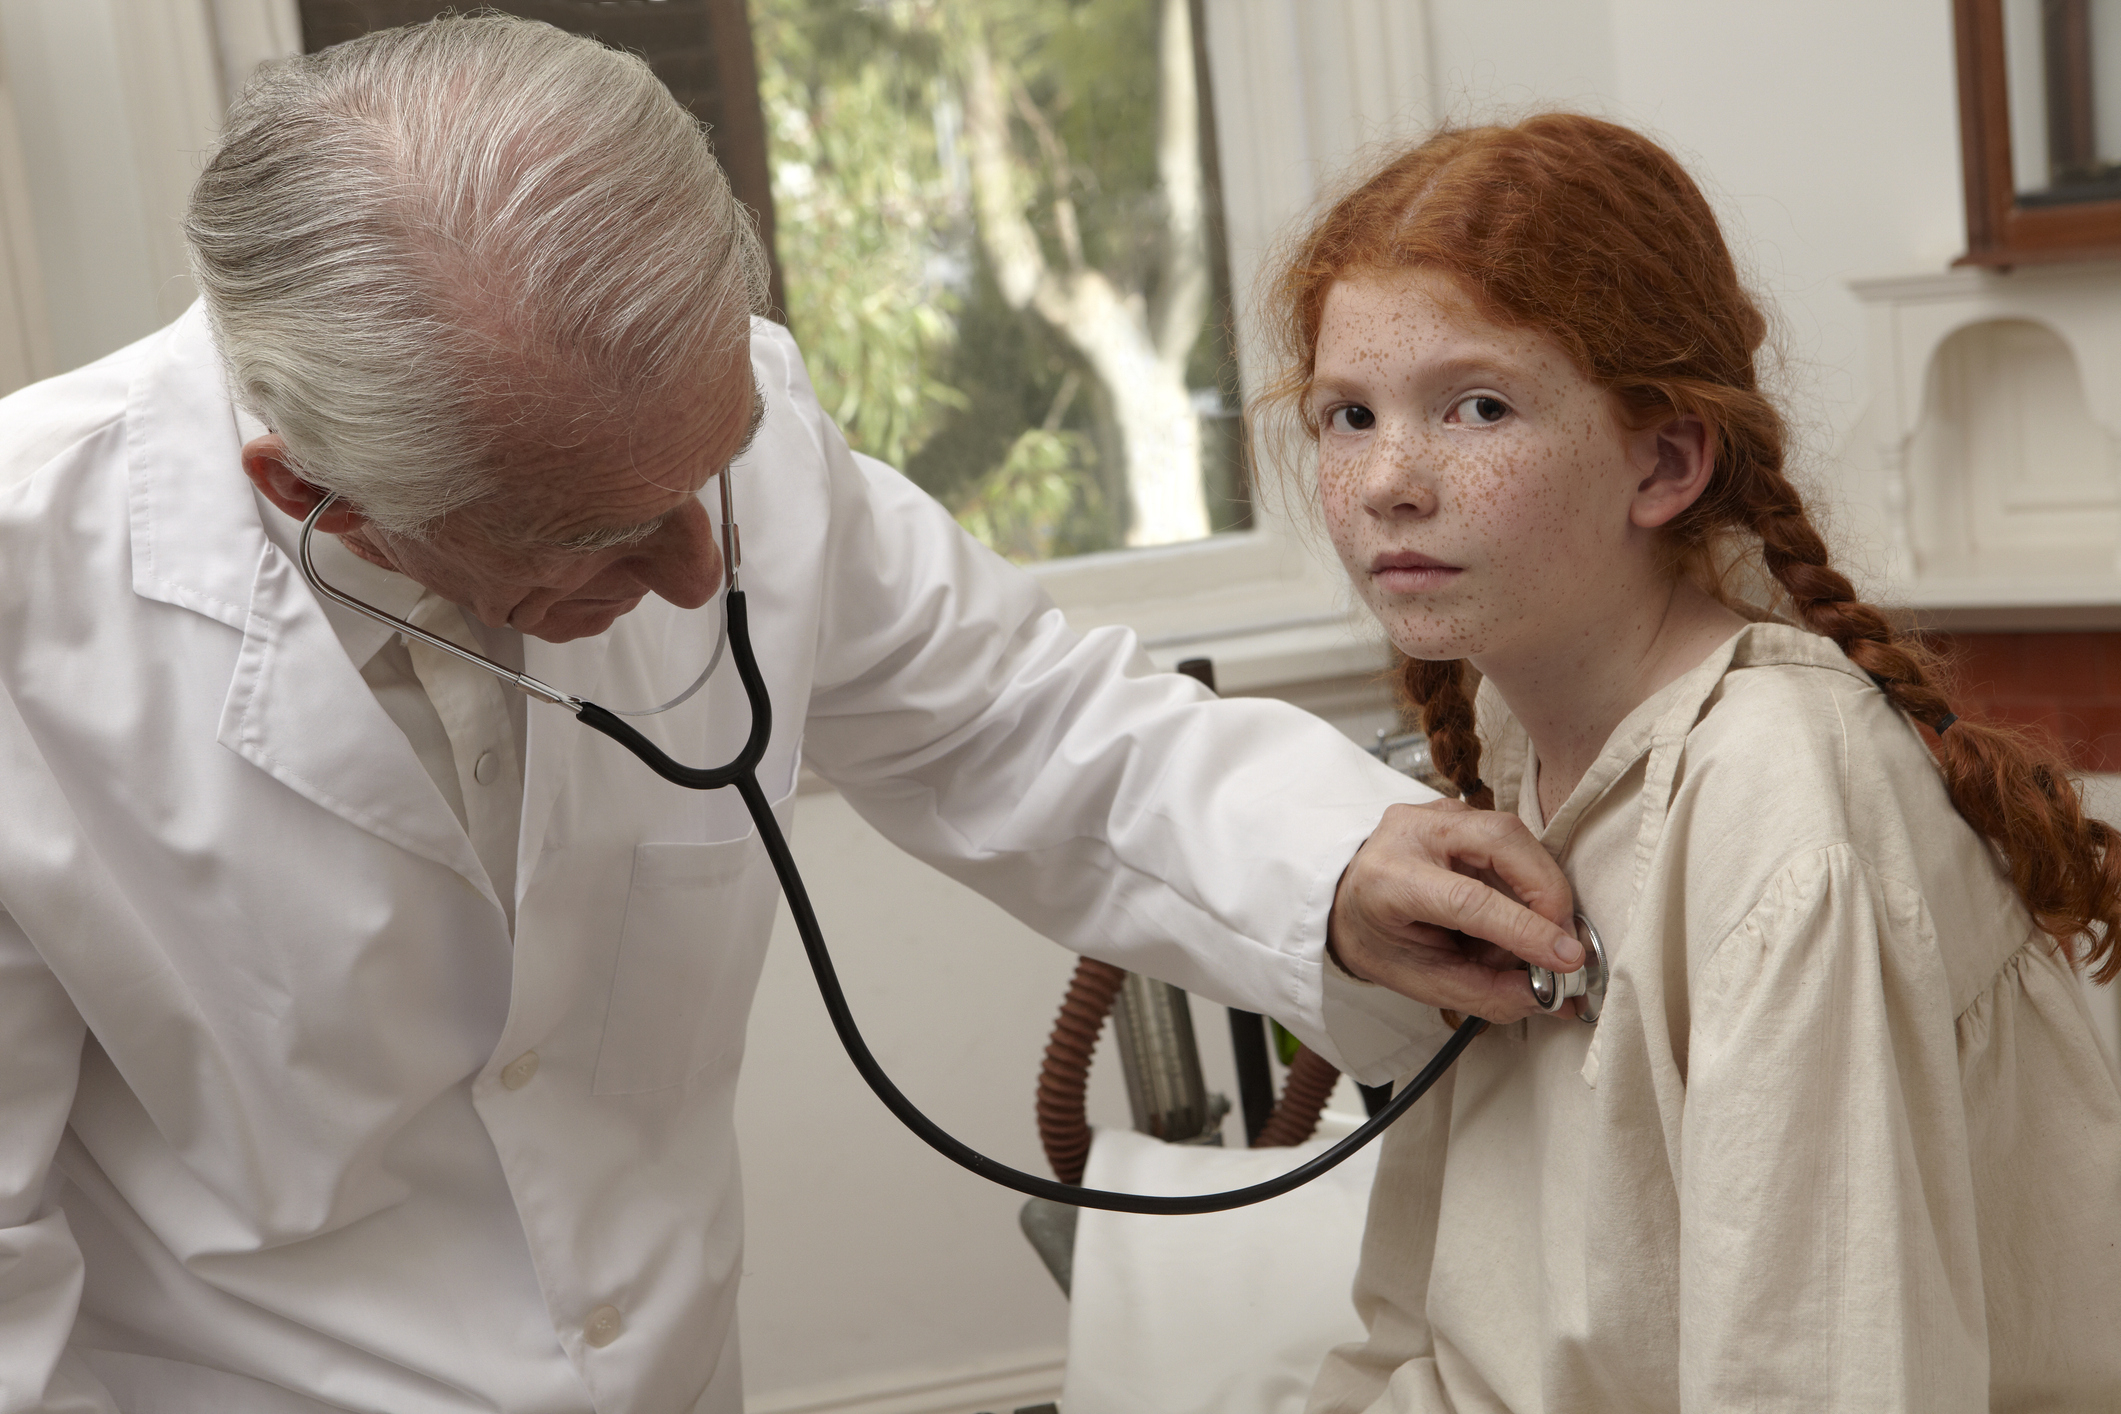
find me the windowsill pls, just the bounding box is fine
[1134,610,1391,691]
[1021,523,1389,691]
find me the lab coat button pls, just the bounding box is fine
[584,1304,624,1348]
[500,1051,539,1089]
[474,750,499,785]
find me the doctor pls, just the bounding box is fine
[0,16,1579,1414]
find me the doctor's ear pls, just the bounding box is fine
[1625,414,1716,530]
[241,435,369,535]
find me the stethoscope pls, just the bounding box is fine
[297,472,1607,1214]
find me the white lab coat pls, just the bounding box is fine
[0,306,1436,1413]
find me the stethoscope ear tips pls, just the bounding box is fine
[1527,911,1607,1023]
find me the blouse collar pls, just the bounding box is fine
[1476,621,1875,856]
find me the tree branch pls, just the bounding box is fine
[1010,76,1086,271]
[962,31,1049,312]
[1149,0,1209,369]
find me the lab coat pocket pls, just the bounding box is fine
[592,810,788,1096]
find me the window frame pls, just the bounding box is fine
[1955,0,2121,266]
[1024,0,1434,692]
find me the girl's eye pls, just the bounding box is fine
[1327,404,1376,433]
[1451,394,1510,426]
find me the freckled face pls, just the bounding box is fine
[1312,268,1654,670]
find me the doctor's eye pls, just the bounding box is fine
[1326,404,1376,434]
[1449,394,1511,426]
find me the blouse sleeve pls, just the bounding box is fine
[1679,844,1986,1413]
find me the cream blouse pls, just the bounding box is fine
[1309,623,2121,1413]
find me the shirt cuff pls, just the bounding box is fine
[1314,961,1457,1088]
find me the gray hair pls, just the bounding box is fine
[186,13,770,535]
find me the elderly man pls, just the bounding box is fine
[0,16,1578,1414]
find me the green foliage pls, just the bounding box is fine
[953,427,1103,564]
[752,0,1246,556]
[982,0,1162,281]
[753,0,965,472]
[1271,1019,1301,1068]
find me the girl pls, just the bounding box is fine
[1270,115,2121,1412]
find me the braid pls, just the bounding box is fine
[1743,474,1956,730]
[1398,658,1495,810]
[1739,456,2121,980]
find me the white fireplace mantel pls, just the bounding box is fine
[1845,264,2121,630]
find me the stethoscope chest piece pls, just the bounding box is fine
[1527,911,1607,1023]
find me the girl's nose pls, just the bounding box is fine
[1359,429,1436,520]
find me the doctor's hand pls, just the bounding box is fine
[1329,799,1580,1025]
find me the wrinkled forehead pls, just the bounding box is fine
[476,337,759,539]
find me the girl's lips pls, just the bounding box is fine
[1371,551,1462,592]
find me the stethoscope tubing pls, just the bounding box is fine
[575,588,1491,1215]
[295,493,1491,1214]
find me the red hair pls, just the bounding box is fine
[1263,114,2121,980]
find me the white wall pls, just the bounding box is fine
[0,0,210,371]
[1426,0,1616,107]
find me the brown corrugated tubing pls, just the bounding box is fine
[1036,957,1347,1179]
[1037,956,1127,1184]
[1253,1045,1340,1147]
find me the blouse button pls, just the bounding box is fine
[474,750,499,785]
[500,1051,539,1090]
[585,1304,624,1348]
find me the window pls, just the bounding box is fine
[752,0,1248,563]
[1956,0,2121,264]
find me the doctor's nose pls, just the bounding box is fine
[632,497,724,611]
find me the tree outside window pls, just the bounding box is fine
[753,0,1249,563]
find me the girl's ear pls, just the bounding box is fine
[241,435,369,535]
[1627,414,1715,529]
